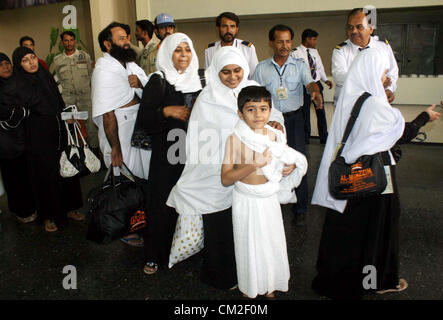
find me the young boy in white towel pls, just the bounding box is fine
[221,86,307,299]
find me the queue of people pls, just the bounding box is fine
[0,8,441,300]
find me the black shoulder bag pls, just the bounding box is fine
[328,92,387,200]
[131,72,167,151]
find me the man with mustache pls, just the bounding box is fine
[205,12,258,79]
[143,13,176,75]
[332,7,398,104]
[254,24,323,227]
[53,31,97,149]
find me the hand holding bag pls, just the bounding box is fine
[328,92,388,200]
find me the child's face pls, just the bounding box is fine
[238,100,271,130]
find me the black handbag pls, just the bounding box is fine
[131,72,167,151]
[328,92,387,200]
[86,163,150,244]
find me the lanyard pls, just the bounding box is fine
[273,63,287,86]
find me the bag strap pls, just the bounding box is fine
[336,92,371,157]
[64,121,75,147]
[73,120,88,147]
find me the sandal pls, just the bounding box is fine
[17,212,37,223]
[376,279,408,294]
[143,262,158,275]
[44,220,58,232]
[120,234,144,247]
[67,211,85,221]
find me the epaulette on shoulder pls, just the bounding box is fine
[241,40,253,47]
[207,42,216,49]
[335,41,347,50]
[377,37,389,45]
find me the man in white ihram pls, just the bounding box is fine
[92,22,151,179]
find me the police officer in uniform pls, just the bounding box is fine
[205,12,258,79]
[144,13,176,75]
[53,31,97,148]
[332,8,398,105]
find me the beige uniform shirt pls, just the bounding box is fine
[53,49,98,147]
[137,39,159,76]
[53,49,92,106]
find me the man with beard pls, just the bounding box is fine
[144,13,176,74]
[205,12,258,79]
[53,31,97,149]
[134,19,158,75]
[254,24,323,227]
[92,22,151,181]
[332,8,398,104]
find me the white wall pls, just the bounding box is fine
[148,0,443,20]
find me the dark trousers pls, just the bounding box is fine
[283,109,308,215]
[201,208,237,290]
[302,82,328,143]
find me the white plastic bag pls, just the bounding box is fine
[169,214,204,268]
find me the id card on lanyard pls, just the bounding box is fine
[274,64,288,101]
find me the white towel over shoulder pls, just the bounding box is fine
[233,119,308,203]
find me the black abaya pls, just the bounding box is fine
[139,74,200,267]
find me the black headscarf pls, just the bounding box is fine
[12,46,65,115]
[0,52,18,120]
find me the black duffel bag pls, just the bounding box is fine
[329,92,387,200]
[86,163,150,244]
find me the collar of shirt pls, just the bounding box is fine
[270,55,295,71]
[216,38,239,49]
[64,49,78,59]
[348,36,376,53]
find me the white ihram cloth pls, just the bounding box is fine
[233,180,289,298]
[232,120,308,298]
[231,120,308,297]
[232,119,308,204]
[167,46,284,216]
[91,53,151,179]
[311,48,405,213]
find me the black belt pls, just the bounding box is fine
[283,108,302,117]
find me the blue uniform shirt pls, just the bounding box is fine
[253,56,313,113]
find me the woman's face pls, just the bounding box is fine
[218,64,244,89]
[0,60,13,79]
[172,42,192,73]
[20,53,39,73]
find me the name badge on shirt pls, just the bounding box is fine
[381,166,394,194]
[277,87,288,100]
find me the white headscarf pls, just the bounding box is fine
[311,48,405,213]
[154,32,201,93]
[167,46,283,215]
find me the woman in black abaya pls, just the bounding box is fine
[0,52,36,222]
[12,47,83,232]
[310,48,441,300]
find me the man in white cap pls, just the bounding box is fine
[144,13,176,74]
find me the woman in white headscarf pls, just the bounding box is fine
[167,46,285,289]
[311,48,440,299]
[136,33,202,275]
